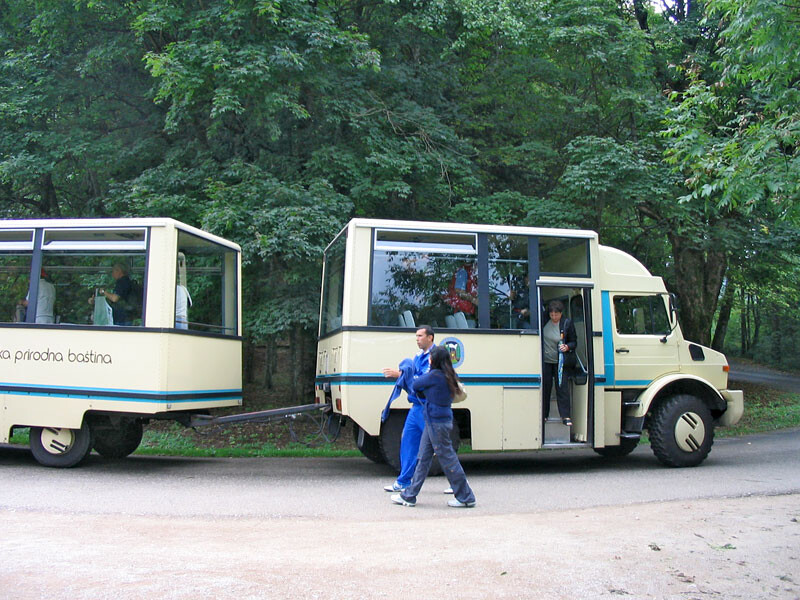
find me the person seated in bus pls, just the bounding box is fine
[508,275,531,329]
[18,269,56,324]
[444,262,478,316]
[542,299,578,427]
[175,284,192,329]
[88,262,135,326]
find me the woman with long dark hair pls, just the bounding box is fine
[391,345,476,508]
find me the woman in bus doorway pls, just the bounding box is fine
[542,299,578,427]
[391,345,476,508]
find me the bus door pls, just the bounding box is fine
[607,293,678,387]
[538,285,593,445]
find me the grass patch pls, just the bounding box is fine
[135,420,361,458]
[6,381,797,459]
[9,428,29,445]
[717,381,800,437]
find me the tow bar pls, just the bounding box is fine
[188,403,330,428]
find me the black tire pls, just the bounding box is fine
[92,418,143,459]
[649,394,714,467]
[594,436,639,458]
[379,410,461,476]
[353,424,386,464]
[29,422,93,468]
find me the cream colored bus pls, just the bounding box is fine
[0,218,242,467]
[315,219,743,468]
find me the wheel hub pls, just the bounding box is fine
[674,411,706,452]
[39,427,75,455]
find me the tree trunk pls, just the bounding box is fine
[751,296,762,352]
[243,339,254,384]
[262,335,275,389]
[290,326,300,404]
[668,233,727,346]
[739,289,748,355]
[711,279,735,351]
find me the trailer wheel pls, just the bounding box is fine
[593,437,639,459]
[92,419,143,459]
[29,422,93,468]
[379,411,460,476]
[649,394,714,467]
[353,424,386,464]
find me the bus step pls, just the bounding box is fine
[544,419,571,444]
[619,432,641,440]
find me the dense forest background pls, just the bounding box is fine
[1,0,798,399]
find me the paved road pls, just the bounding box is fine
[1,428,798,519]
[2,430,799,600]
[729,360,800,392]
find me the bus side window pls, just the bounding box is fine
[614,296,670,335]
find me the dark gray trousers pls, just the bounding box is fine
[401,419,475,505]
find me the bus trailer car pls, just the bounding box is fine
[315,219,744,469]
[0,218,243,467]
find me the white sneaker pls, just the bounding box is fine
[384,482,406,492]
[391,494,415,507]
[443,487,454,494]
[447,498,476,508]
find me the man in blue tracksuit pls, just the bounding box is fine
[381,325,434,492]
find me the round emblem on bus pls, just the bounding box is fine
[439,337,465,368]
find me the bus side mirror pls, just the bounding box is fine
[660,293,679,343]
[668,293,678,324]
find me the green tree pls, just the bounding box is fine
[0,2,162,217]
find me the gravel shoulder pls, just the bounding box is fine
[2,493,798,600]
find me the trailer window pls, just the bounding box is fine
[0,252,33,323]
[613,295,670,335]
[176,230,238,335]
[42,252,146,326]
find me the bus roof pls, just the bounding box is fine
[0,217,241,252]
[343,218,598,241]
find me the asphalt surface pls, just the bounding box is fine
[1,428,799,520]
[2,430,799,600]
[728,360,800,392]
[2,364,798,599]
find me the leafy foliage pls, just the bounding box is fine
[0,0,798,392]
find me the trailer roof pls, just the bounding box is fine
[0,217,241,252]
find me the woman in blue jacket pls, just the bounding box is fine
[391,345,476,508]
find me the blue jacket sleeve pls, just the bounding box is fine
[381,358,416,422]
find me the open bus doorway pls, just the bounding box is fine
[539,285,593,446]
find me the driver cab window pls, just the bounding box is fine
[613,295,670,335]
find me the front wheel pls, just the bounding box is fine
[648,394,714,467]
[29,422,93,468]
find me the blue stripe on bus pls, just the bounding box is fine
[0,382,242,403]
[316,373,542,387]
[601,291,616,386]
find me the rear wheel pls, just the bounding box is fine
[29,422,93,468]
[379,410,460,476]
[594,436,639,459]
[92,418,143,459]
[649,394,714,467]
[353,424,385,464]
